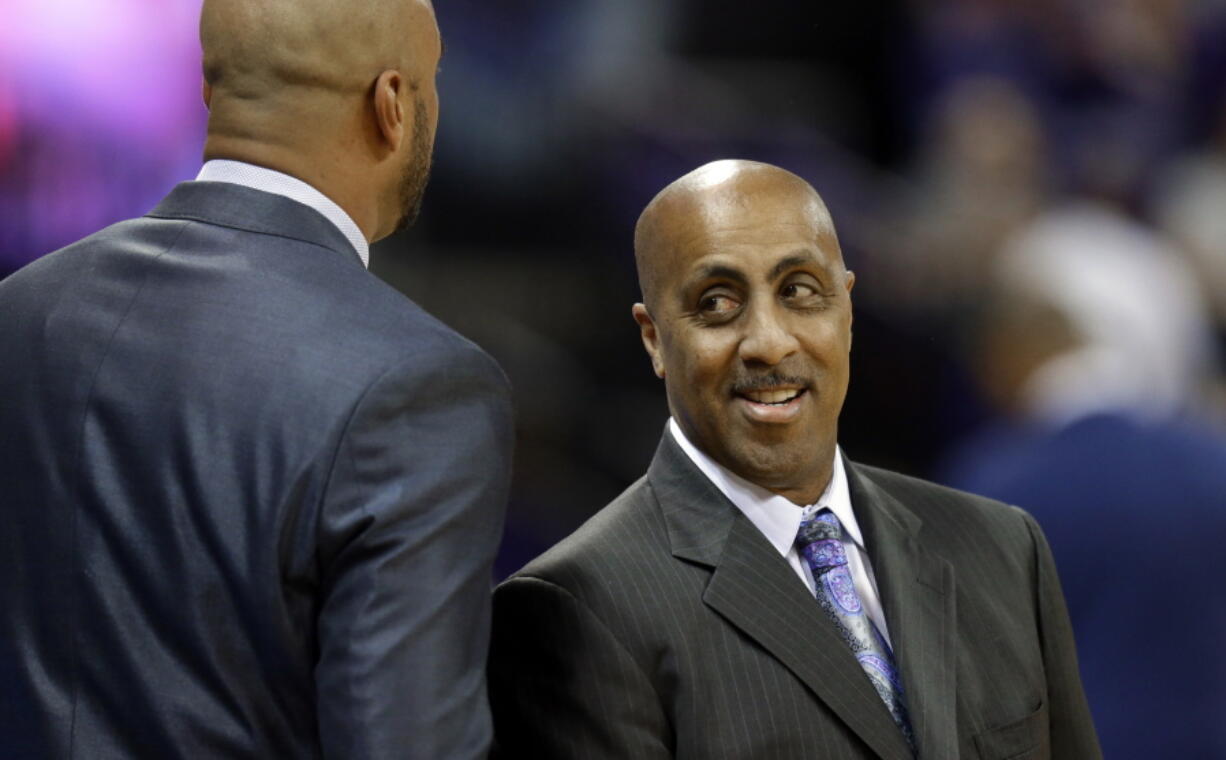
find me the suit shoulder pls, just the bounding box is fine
[385,326,510,413]
[502,476,669,595]
[851,463,1052,602]
[138,201,493,376]
[190,219,511,393]
[855,462,1018,512]
[0,216,184,295]
[853,462,1036,545]
[267,250,507,391]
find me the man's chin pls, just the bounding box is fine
[724,445,802,484]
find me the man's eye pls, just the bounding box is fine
[700,294,738,313]
[781,282,818,300]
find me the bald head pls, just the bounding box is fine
[199,0,441,243]
[201,0,436,108]
[634,160,840,311]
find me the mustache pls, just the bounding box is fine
[729,373,811,394]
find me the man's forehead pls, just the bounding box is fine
[663,191,837,258]
[678,242,841,283]
[658,175,832,238]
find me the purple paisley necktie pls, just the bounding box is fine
[797,509,915,750]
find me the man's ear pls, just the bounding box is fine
[631,303,666,378]
[373,70,406,152]
[202,80,212,110]
[844,269,855,348]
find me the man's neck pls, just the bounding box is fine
[202,135,378,243]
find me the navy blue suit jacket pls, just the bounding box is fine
[0,181,514,758]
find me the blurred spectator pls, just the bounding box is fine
[1155,115,1226,332]
[1154,85,1226,418]
[884,76,1048,325]
[941,202,1226,759]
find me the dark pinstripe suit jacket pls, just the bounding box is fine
[489,432,1100,759]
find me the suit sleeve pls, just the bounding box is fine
[488,576,673,760]
[1019,509,1103,760]
[313,343,514,760]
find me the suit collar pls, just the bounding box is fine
[196,160,370,267]
[146,181,365,267]
[647,430,738,567]
[648,433,915,760]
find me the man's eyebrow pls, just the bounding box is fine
[690,263,748,285]
[768,251,825,281]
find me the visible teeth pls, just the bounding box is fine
[744,389,801,404]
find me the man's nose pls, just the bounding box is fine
[738,303,799,366]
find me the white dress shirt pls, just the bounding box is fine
[196,160,370,268]
[668,418,893,648]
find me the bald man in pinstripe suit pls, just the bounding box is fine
[488,161,1100,759]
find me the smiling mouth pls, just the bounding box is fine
[737,387,807,405]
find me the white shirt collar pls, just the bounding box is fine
[667,418,864,557]
[196,160,370,268]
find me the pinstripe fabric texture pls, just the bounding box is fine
[489,432,1101,759]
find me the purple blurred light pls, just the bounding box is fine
[0,0,207,271]
[1,0,203,136]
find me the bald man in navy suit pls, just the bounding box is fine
[0,2,512,757]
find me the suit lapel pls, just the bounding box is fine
[848,460,958,760]
[648,434,914,760]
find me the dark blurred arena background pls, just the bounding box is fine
[4,2,1226,756]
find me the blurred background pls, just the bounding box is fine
[4,0,1226,756]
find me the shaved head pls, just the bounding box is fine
[634,160,840,311]
[199,0,441,241]
[201,0,434,103]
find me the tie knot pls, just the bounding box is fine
[796,509,847,573]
